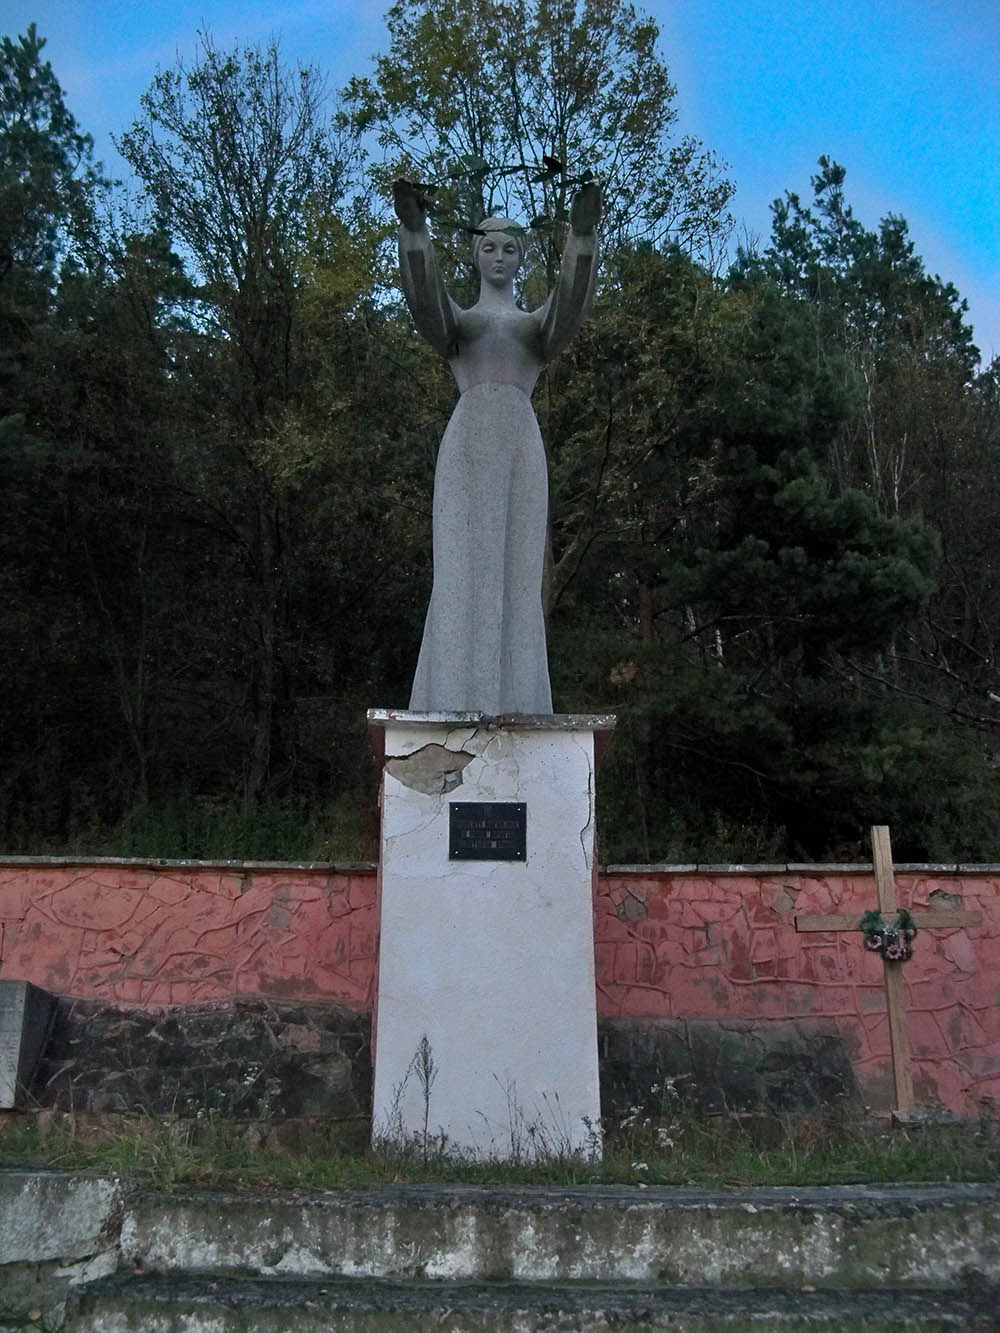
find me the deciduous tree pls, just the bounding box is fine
[118,33,358,807]
[343,0,733,282]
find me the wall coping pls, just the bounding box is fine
[0,856,379,872]
[604,863,1000,876]
[1,855,999,876]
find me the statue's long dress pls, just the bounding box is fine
[399,226,598,715]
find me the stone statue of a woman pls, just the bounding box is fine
[394,178,601,715]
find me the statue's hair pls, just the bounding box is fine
[472,216,526,269]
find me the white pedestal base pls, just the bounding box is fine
[368,710,613,1161]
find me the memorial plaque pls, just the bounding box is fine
[449,801,526,861]
[0,980,56,1109]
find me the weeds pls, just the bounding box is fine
[1,1100,996,1191]
[372,1034,452,1165]
[606,1086,1000,1187]
[373,1039,602,1167]
[112,792,372,862]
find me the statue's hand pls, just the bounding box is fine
[393,179,429,232]
[570,181,602,236]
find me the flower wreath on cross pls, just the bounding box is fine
[859,907,918,962]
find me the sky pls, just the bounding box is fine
[3,0,998,364]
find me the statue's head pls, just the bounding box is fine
[472,217,526,287]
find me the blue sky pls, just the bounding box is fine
[4,0,998,362]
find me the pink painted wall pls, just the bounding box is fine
[1,859,996,1114]
[597,868,999,1115]
[0,861,377,1011]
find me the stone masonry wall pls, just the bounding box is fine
[598,867,999,1115]
[0,858,997,1114]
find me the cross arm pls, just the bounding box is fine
[795,910,983,933]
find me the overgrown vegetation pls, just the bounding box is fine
[1,6,997,863]
[1,1104,996,1189]
[113,794,374,862]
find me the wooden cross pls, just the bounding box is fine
[794,825,982,1117]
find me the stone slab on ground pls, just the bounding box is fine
[0,1170,125,1263]
[0,980,56,1108]
[119,1182,998,1289]
[64,1273,995,1331]
[0,1170,124,1320]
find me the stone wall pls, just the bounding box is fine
[33,996,371,1138]
[1,858,997,1114]
[0,860,376,1009]
[29,1000,854,1121]
[597,867,999,1115]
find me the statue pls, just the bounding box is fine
[394,178,601,715]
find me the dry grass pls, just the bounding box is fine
[1,1099,996,1191]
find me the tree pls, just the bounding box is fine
[343,0,733,280]
[117,33,359,808]
[118,32,355,425]
[0,28,113,847]
[0,205,211,848]
[0,24,99,284]
[545,244,968,860]
[1,23,105,419]
[758,156,979,507]
[751,159,1000,775]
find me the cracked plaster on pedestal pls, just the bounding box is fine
[384,743,475,796]
[374,718,602,1157]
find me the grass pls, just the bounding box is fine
[1,1101,996,1193]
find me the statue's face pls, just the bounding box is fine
[476,231,522,288]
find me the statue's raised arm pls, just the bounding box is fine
[394,180,461,358]
[535,182,602,362]
[395,180,602,716]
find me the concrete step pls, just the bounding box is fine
[65,1273,996,1331]
[3,1172,998,1329]
[120,1182,998,1289]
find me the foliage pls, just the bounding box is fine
[0,23,101,285]
[547,237,985,860]
[0,18,996,861]
[109,790,374,862]
[742,159,1000,850]
[342,0,734,280]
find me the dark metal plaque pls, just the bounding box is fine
[449,802,526,861]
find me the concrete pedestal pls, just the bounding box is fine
[368,710,614,1160]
